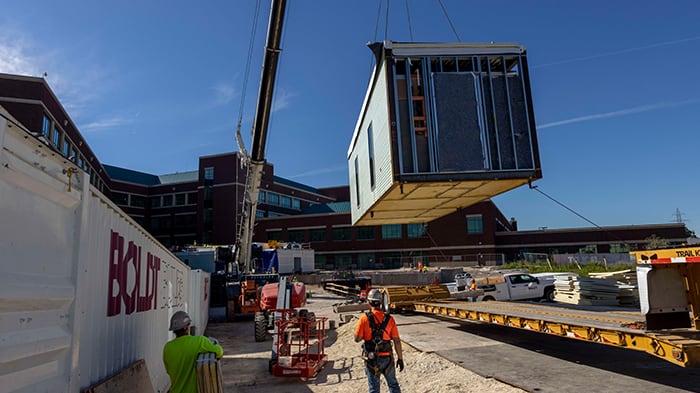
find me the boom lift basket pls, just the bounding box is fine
[271,309,328,378]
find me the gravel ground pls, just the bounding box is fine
[206,287,525,393]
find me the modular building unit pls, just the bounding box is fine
[0,107,208,393]
[348,41,542,226]
[262,248,315,274]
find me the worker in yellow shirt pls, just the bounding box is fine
[163,311,223,393]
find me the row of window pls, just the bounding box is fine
[42,113,106,192]
[150,214,196,230]
[112,191,197,208]
[268,216,483,243]
[268,223,428,243]
[258,191,301,210]
[152,192,198,208]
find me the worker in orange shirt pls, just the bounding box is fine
[469,278,478,302]
[354,289,404,393]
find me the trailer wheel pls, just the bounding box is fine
[544,287,555,302]
[483,296,495,301]
[255,312,267,342]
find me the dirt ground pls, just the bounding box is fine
[205,287,524,393]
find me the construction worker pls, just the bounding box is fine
[163,311,223,393]
[469,278,478,302]
[354,289,404,393]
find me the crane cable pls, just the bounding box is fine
[437,0,461,42]
[235,0,263,158]
[529,182,630,245]
[404,0,414,41]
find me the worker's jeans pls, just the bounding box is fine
[365,356,401,393]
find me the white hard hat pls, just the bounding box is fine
[169,311,191,331]
[367,288,383,304]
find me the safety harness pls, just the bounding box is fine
[363,311,393,375]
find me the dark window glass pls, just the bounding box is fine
[288,230,305,243]
[381,224,402,239]
[163,194,173,207]
[332,227,351,241]
[356,226,375,240]
[310,228,326,242]
[407,223,425,238]
[466,215,483,234]
[112,192,129,205]
[175,193,186,206]
[130,195,146,208]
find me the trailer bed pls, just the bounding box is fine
[405,299,700,367]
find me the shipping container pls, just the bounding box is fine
[0,107,208,393]
[348,41,542,226]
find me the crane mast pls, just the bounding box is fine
[237,0,287,274]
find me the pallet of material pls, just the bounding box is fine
[554,276,621,306]
[196,352,223,393]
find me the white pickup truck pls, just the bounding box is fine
[478,272,557,302]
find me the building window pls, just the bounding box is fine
[292,198,300,210]
[187,192,197,205]
[268,193,279,205]
[113,192,129,205]
[267,230,283,241]
[288,230,305,243]
[151,197,161,208]
[310,228,326,242]
[69,146,77,162]
[52,127,61,148]
[62,139,70,156]
[204,167,214,180]
[163,194,173,207]
[610,243,631,253]
[466,215,483,234]
[130,195,146,208]
[77,156,84,169]
[367,123,375,189]
[381,224,402,239]
[407,223,425,238]
[357,253,375,269]
[356,226,375,240]
[256,210,265,218]
[42,114,51,138]
[354,157,360,206]
[258,191,266,203]
[280,195,291,208]
[332,227,351,241]
[175,193,186,206]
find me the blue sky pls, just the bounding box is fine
[2,1,699,231]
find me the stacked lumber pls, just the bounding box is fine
[589,269,639,306]
[196,352,223,393]
[554,276,620,306]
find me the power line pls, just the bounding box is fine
[236,0,263,139]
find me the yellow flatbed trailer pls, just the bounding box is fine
[383,286,700,367]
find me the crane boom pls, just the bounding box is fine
[237,0,287,273]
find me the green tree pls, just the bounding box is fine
[645,234,670,250]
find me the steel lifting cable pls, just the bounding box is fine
[404,0,414,41]
[529,183,630,245]
[384,0,390,40]
[235,0,263,157]
[437,0,461,42]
